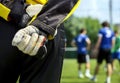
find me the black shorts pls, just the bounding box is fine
[77,53,90,63]
[97,48,112,64]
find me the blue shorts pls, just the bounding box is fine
[112,52,120,60]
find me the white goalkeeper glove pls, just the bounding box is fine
[12,25,47,56]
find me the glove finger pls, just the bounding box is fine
[12,29,26,46]
[23,33,39,54]
[17,34,31,51]
[29,35,46,56]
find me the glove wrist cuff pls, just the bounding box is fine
[29,25,48,38]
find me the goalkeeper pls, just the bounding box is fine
[0,0,80,83]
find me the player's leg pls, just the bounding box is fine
[111,60,116,71]
[84,54,92,78]
[77,54,84,78]
[105,49,112,83]
[111,52,117,71]
[91,48,104,82]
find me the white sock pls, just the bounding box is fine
[85,69,90,74]
[107,76,111,81]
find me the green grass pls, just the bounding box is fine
[61,59,120,83]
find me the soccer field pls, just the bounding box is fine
[61,59,120,83]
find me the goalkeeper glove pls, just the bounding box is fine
[12,25,47,56]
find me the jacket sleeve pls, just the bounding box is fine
[30,0,80,36]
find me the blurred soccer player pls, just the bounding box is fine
[71,28,92,79]
[91,21,115,83]
[111,30,120,72]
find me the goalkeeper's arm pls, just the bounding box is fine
[30,0,80,39]
[12,0,80,56]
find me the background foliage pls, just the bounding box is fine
[64,15,103,47]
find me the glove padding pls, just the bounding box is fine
[12,25,46,56]
[26,4,43,17]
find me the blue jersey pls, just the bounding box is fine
[98,27,115,49]
[74,34,89,54]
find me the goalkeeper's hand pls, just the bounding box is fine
[12,25,47,56]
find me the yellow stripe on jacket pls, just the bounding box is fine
[26,0,48,5]
[0,3,11,21]
[64,0,81,21]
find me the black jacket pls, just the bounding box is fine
[0,0,80,36]
[31,0,79,36]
